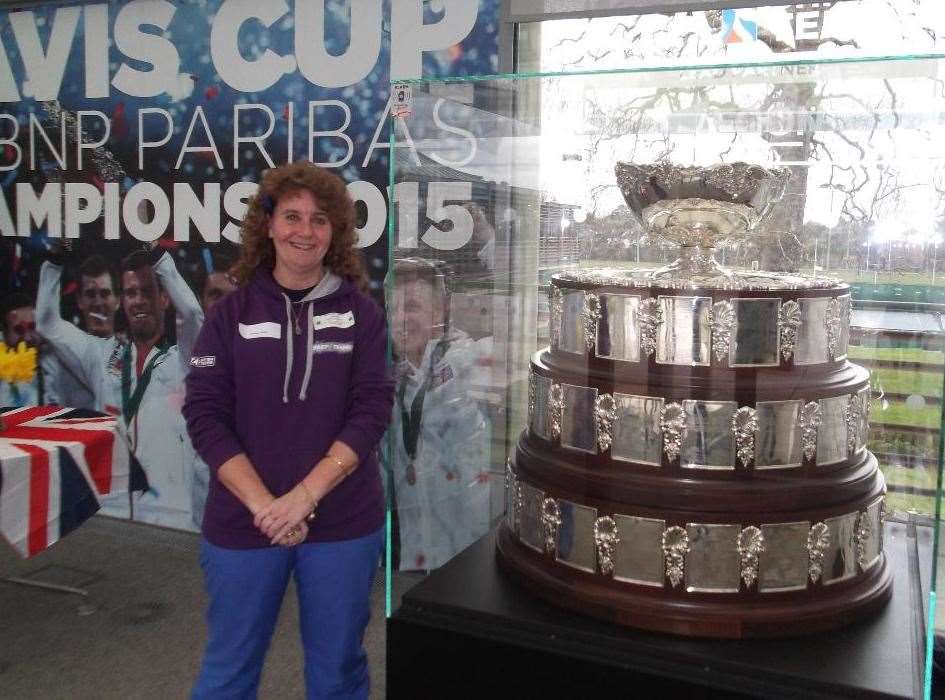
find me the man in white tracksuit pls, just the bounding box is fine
[36,249,206,530]
[388,259,493,571]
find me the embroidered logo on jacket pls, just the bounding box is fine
[312,311,355,330]
[190,355,216,367]
[312,342,353,354]
[238,322,282,339]
[106,344,123,377]
[431,363,454,389]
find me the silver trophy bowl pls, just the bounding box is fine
[615,161,791,286]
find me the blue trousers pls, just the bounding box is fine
[192,528,383,700]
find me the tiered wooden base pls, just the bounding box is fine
[497,525,891,639]
[500,346,890,638]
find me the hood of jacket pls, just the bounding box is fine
[250,266,356,403]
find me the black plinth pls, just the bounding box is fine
[387,521,930,699]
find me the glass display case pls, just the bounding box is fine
[385,51,945,693]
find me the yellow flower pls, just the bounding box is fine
[0,341,37,384]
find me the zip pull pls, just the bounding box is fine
[294,313,301,335]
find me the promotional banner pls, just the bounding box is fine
[0,0,499,532]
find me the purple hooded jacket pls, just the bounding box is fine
[183,267,393,549]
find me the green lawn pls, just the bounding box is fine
[881,463,939,517]
[840,270,942,286]
[869,369,943,399]
[848,345,945,366]
[871,400,942,429]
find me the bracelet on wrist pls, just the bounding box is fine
[298,482,319,522]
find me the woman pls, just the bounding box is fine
[183,161,392,699]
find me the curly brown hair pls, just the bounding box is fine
[230,161,367,290]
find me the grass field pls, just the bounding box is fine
[848,345,945,366]
[870,369,943,399]
[857,341,944,516]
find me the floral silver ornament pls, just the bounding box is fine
[595,393,617,453]
[661,526,690,588]
[505,461,518,530]
[737,526,765,588]
[710,300,735,363]
[704,162,789,199]
[778,300,802,362]
[845,393,863,455]
[514,482,525,534]
[583,292,602,352]
[879,496,887,552]
[549,285,562,349]
[541,498,562,554]
[855,510,873,570]
[732,406,759,469]
[594,516,619,576]
[638,298,663,358]
[527,373,536,432]
[825,298,844,360]
[548,383,564,442]
[660,402,686,462]
[807,522,831,584]
[799,401,822,462]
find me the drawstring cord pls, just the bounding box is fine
[282,295,293,403]
[300,301,314,400]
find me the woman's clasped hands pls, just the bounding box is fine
[253,485,316,546]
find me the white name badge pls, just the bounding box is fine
[313,311,355,330]
[313,342,354,354]
[239,322,282,340]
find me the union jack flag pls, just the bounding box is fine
[0,406,147,557]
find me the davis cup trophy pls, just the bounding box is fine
[497,161,891,638]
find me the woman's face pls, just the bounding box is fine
[268,189,332,279]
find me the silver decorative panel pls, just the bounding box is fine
[822,512,858,585]
[755,400,803,469]
[549,285,562,349]
[559,290,586,355]
[598,294,642,362]
[555,500,598,573]
[759,522,810,592]
[794,297,830,365]
[656,296,712,366]
[518,483,545,553]
[685,523,741,593]
[839,295,851,357]
[613,515,665,587]
[530,372,552,441]
[729,298,781,367]
[816,396,849,465]
[681,400,737,470]
[611,394,664,466]
[561,384,599,453]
